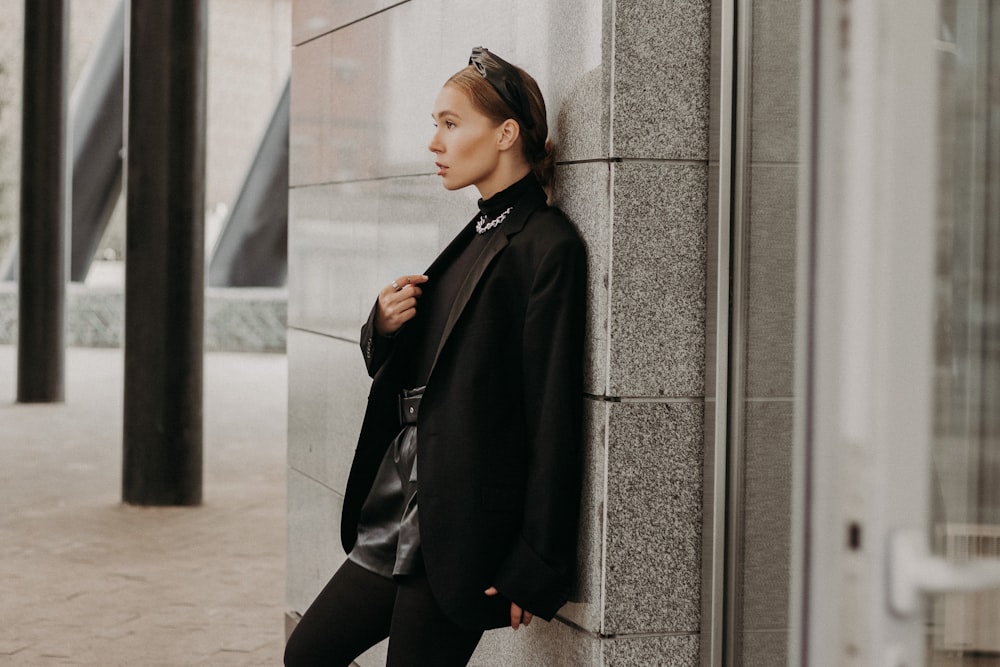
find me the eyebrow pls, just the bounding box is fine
[431,110,460,120]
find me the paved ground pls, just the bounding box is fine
[0,346,288,666]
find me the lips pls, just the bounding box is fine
[435,163,448,176]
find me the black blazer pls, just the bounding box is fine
[341,183,587,631]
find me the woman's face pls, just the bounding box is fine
[429,85,505,196]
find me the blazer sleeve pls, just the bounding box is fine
[359,300,396,378]
[492,235,587,620]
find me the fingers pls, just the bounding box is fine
[484,586,532,630]
[375,275,428,336]
[387,274,429,293]
[510,602,534,630]
[379,275,429,302]
[375,295,418,335]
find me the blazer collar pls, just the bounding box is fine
[424,185,547,385]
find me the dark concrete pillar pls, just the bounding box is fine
[17,0,68,403]
[122,1,207,506]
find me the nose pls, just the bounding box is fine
[428,128,442,154]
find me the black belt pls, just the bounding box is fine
[398,386,425,426]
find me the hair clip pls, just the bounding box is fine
[468,46,535,129]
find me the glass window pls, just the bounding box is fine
[928,0,1000,661]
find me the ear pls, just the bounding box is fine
[496,119,521,151]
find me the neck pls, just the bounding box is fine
[476,162,531,201]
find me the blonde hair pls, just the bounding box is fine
[445,65,555,191]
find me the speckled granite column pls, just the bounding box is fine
[286,1,711,664]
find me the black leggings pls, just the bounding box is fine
[283,558,484,666]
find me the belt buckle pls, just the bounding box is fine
[398,389,422,425]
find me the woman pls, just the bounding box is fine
[285,47,586,666]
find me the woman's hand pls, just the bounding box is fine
[374,275,429,336]
[484,586,533,630]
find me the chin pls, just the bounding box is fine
[440,177,469,191]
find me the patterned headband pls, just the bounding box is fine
[468,46,535,129]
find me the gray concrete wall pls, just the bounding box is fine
[286,1,711,664]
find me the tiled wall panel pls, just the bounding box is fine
[741,401,793,631]
[612,0,711,159]
[749,0,800,164]
[554,162,612,395]
[741,630,790,667]
[745,163,797,398]
[604,401,703,635]
[288,179,470,339]
[560,398,609,634]
[603,633,700,666]
[472,618,603,667]
[609,162,707,398]
[286,465,346,613]
[287,329,369,494]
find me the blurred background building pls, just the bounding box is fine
[0,0,290,275]
[0,0,289,351]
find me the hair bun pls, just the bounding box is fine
[533,138,556,191]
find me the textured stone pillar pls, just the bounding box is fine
[122,0,207,506]
[17,0,68,403]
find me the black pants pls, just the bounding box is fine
[284,558,484,666]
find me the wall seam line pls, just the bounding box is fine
[292,0,411,47]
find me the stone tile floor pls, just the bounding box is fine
[0,346,287,665]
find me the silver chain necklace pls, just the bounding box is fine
[475,206,513,235]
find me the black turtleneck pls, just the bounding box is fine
[477,170,542,219]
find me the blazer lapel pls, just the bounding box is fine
[424,223,476,280]
[424,201,538,385]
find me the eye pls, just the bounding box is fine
[445,121,456,129]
